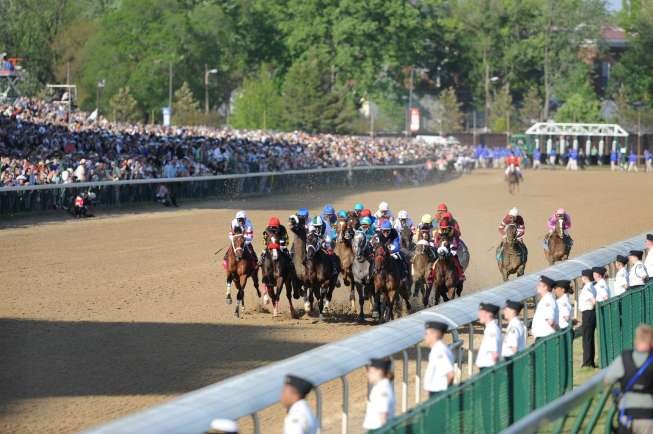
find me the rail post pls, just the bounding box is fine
[415,343,422,404]
[401,350,409,412]
[340,376,349,434]
[251,413,260,434]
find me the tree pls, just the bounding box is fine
[489,84,513,133]
[230,66,283,130]
[109,87,140,123]
[554,92,601,123]
[422,88,463,134]
[173,82,202,126]
[518,86,543,129]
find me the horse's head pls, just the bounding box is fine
[505,223,517,243]
[232,233,245,260]
[374,244,387,268]
[335,218,352,242]
[353,230,368,258]
[306,233,319,259]
[437,240,450,258]
[556,216,565,237]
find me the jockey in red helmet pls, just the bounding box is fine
[259,216,290,265]
[434,217,465,281]
[434,203,461,239]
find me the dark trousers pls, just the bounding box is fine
[582,309,596,367]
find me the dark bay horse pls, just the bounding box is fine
[497,223,527,281]
[225,229,260,318]
[305,232,338,320]
[335,217,356,311]
[372,244,411,322]
[352,230,375,322]
[412,240,434,307]
[428,240,463,305]
[545,217,572,265]
[290,221,310,307]
[260,236,296,318]
[507,170,520,194]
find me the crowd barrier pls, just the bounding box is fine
[372,327,574,434]
[597,281,653,368]
[82,232,649,434]
[0,163,449,216]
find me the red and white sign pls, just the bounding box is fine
[410,108,420,132]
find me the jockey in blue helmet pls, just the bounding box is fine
[378,220,409,278]
[289,207,310,231]
[352,202,364,217]
[321,204,337,240]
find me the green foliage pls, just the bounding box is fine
[230,66,283,130]
[109,87,141,123]
[173,82,202,126]
[554,93,601,123]
[518,86,542,128]
[489,85,513,133]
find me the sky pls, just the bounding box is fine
[607,0,622,11]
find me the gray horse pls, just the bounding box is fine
[352,230,376,322]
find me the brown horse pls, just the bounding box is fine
[497,223,527,281]
[545,217,572,264]
[427,240,463,305]
[335,217,356,311]
[412,240,435,306]
[507,170,520,194]
[372,244,411,322]
[260,236,296,318]
[225,230,260,318]
[305,232,338,320]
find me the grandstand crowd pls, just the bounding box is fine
[0,99,470,187]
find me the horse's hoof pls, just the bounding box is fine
[357,314,365,323]
[372,311,379,320]
[263,294,270,305]
[319,313,325,321]
[225,295,232,305]
[324,300,330,310]
[273,308,278,317]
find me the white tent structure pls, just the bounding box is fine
[525,122,629,156]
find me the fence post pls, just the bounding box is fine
[402,350,409,413]
[340,376,349,434]
[415,343,422,404]
[468,323,475,378]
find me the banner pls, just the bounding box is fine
[162,107,172,127]
[410,107,420,132]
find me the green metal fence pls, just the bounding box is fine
[597,281,653,368]
[372,327,574,434]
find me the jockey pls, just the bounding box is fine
[498,207,526,241]
[393,210,416,233]
[417,214,435,245]
[544,208,572,245]
[434,203,461,239]
[259,216,290,264]
[374,201,394,229]
[308,216,340,281]
[504,153,523,179]
[377,220,409,278]
[359,216,376,241]
[360,208,375,224]
[321,204,337,238]
[289,207,310,230]
[434,218,465,281]
[352,202,365,218]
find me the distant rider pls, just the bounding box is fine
[374,202,394,228]
[433,203,461,238]
[226,210,257,266]
[505,152,523,180]
[394,210,416,233]
[377,220,409,279]
[498,207,526,242]
[544,208,572,252]
[434,217,465,281]
[259,216,290,265]
[308,215,340,283]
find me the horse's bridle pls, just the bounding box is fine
[231,233,245,258]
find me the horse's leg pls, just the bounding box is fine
[348,271,356,312]
[234,277,244,318]
[225,274,233,305]
[355,283,365,323]
[316,284,325,321]
[285,278,296,319]
[303,282,312,314]
[273,277,284,317]
[251,269,261,298]
[456,281,464,297]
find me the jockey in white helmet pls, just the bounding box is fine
[393,209,415,233]
[230,210,254,245]
[374,201,394,229]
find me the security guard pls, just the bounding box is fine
[476,303,502,371]
[501,300,527,359]
[593,266,611,301]
[554,280,573,329]
[363,357,395,431]
[423,321,455,398]
[206,419,238,434]
[646,234,653,276]
[614,255,630,296]
[629,250,649,288]
[604,324,653,434]
[281,375,318,434]
[579,269,597,368]
[531,275,559,340]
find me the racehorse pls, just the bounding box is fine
[398,223,415,252]
[545,217,572,265]
[305,232,338,320]
[507,170,520,194]
[289,221,309,305]
[335,217,356,312]
[412,240,434,306]
[372,243,411,322]
[260,235,297,318]
[497,223,527,281]
[224,228,260,318]
[427,240,463,305]
[351,230,375,322]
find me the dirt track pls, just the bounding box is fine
[1,169,652,434]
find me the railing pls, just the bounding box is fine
[0,163,447,216]
[82,232,651,434]
[372,327,574,434]
[597,281,653,367]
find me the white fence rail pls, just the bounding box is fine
[82,231,650,434]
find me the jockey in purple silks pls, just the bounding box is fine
[544,208,572,248]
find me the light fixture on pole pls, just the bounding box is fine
[96,79,106,114]
[205,65,218,114]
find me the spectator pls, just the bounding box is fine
[593,266,611,301]
[206,419,238,434]
[501,300,527,359]
[629,250,649,288]
[628,150,639,172]
[579,269,597,368]
[604,324,653,434]
[476,303,502,371]
[554,280,573,329]
[531,275,559,341]
[423,321,455,398]
[645,234,653,277]
[363,357,395,431]
[614,255,630,297]
[280,375,317,434]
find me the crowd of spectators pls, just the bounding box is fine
[0,98,468,187]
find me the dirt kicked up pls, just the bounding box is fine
[1,169,652,433]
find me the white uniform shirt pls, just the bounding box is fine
[283,399,318,434]
[229,218,254,243]
[556,294,573,329]
[578,282,596,312]
[594,278,611,302]
[531,292,559,338]
[393,218,415,233]
[423,340,454,392]
[614,267,629,296]
[645,249,653,276]
[363,378,395,430]
[501,317,526,358]
[476,319,502,368]
[629,261,649,286]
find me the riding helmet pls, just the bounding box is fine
[267,216,281,227]
[337,210,348,219]
[354,202,364,212]
[323,204,335,215]
[360,217,372,226]
[421,214,432,225]
[380,220,392,230]
[297,207,309,217]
